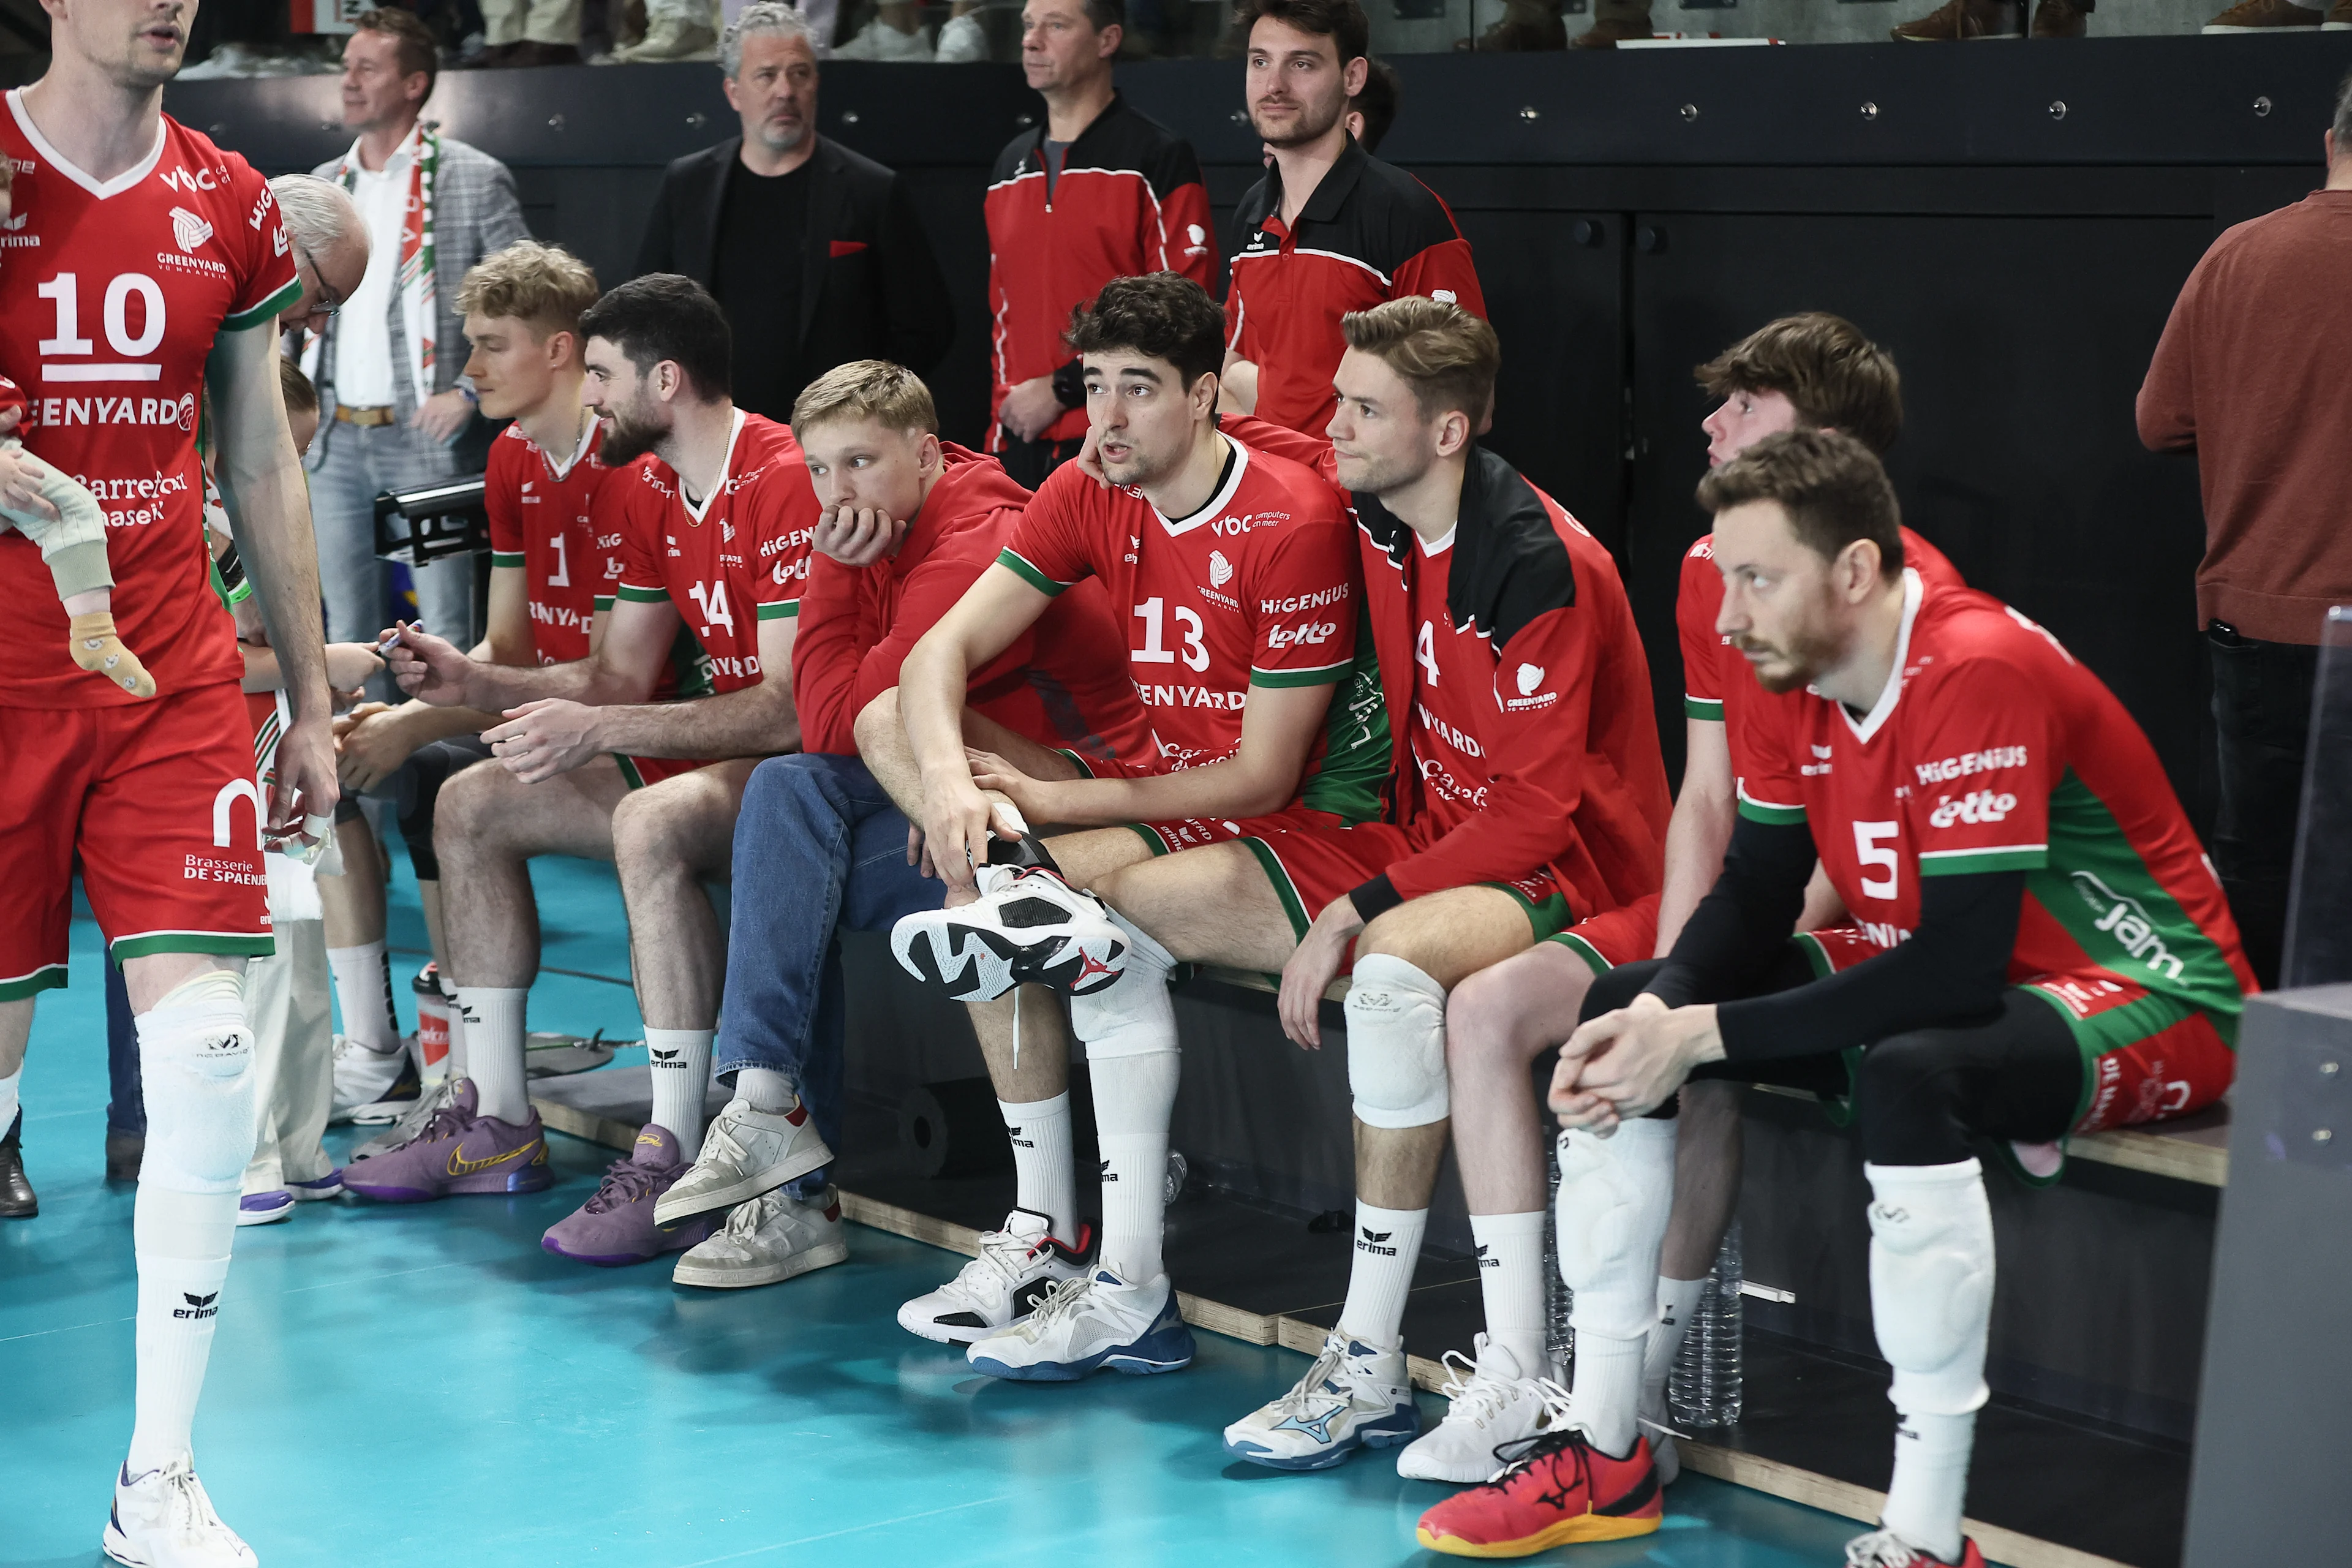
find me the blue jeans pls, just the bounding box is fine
[717,753,940,1196]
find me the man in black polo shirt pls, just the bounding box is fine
[634,2,955,422]
[985,0,1215,488]
[1223,0,1485,437]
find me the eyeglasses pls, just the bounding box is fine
[293,241,344,317]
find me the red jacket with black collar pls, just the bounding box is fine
[984,94,1215,452]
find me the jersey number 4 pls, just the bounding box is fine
[687,578,734,636]
[1133,597,1208,672]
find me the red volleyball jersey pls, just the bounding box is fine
[484,418,633,666]
[1736,574,2253,1030]
[0,94,299,706]
[610,411,820,693]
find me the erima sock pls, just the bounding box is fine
[1885,1411,1977,1563]
[1001,1091,1078,1244]
[1643,1275,1709,1416]
[1338,1200,1426,1350]
[646,1027,715,1161]
[1470,1210,1550,1376]
[736,1066,796,1114]
[456,987,528,1125]
[68,611,156,699]
[326,943,402,1055]
[127,1185,235,1474]
[0,1065,19,1137]
[1074,910,1178,1283]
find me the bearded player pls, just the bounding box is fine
[1415,431,2248,1563]
[0,0,333,1561]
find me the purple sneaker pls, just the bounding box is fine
[236,1190,294,1227]
[541,1124,714,1267]
[340,1079,552,1202]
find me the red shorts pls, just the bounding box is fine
[1543,892,1662,974]
[2019,971,2237,1136]
[614,754,719,790]
[1,682,272,998]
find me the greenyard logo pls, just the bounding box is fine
[2070,870,2184,982]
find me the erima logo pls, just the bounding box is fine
[0,212,23,232]
[1357,1226,1398,1257]
[1515,663,1544,696]
[1008,1126,1034,1148]
[1812,745,1833,759]
[169,206,214,252]
[1477,1244,1499,1270]
[1098,1158,1117,1182]
[174,1292,219,1321]
[650,1047,685,1068]
[1208,549,1234,589]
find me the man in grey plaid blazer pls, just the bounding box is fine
[303,9,530,652]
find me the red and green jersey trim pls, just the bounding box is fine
[1250,660,1350,689]
[1921,845,2048,876]
[1684,695,1725,721]
[998,548,1072,597]
[222,276,305,334]
[1735,782,1807,827]
[755,600,799,620]
[0,962,68,1003]
[614,582,671,604]
[490,550,526,569]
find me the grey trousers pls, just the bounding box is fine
[243,917,336,1193]
[306,415,478,650]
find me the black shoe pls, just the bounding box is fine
[105,1129,144,1183]
[0,1111,37,1218]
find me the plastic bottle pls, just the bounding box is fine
[1544,1137,1574,1374]
[1668,1219,1743,1428]
[411,963,450,1085]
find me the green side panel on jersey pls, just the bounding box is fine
[670,624,716,700]
[614,755,649,790]
[2023,771,2246,1037]
[1684,696,1725,721]
[1297,604,1390,827]
[997,548,1070,598]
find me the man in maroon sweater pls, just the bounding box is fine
[2136,73,2352,987]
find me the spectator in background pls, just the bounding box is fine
[636,4,956,423]
[270,175,370,340]
[985,0,1213,486]
[1223,0,1483,436]
[304,9,529,655]
[2136,70,2352,990]
[477,0,586,66]
[1349,55,1398,153]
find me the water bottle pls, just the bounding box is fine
[1544,1137,1574,1374]
[1164,1149,1189,1207]
[1668,1220,1743,1428]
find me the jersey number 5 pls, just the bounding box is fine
[1853,820,1901,901]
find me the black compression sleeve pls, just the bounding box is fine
[1716,869,2027,1061]
[1647,815,1817,1008]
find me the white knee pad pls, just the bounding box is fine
[1865,1159,1994,1417]
[1072,908,1175,1057]
[135,969,259,1196]
[1555,1119,1676,1342]
[1344,954,1450,1129]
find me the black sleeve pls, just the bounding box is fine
[1647,814,1816,1008]
[633,172,676,279]
[878,176,956,375]
[1714,870,2026,1061]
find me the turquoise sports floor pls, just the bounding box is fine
[2,845,1872,1566]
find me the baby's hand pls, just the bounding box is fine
[0,442,60,526]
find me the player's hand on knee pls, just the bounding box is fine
[486,699,601,783]
[1279,897,1360,1049]
[920,774,1001,899]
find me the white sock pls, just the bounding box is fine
[1073,910,1178,1283]
[440,971,470,1082]
[1338,1200,1426,1349]
[646,1027,716,1160]
[456,987,527,1123]
[1471,1210,1549,1376]
[1001,1091,1078,1244]
[0,1064,19,1135]
[1558,1118,1677,1458]
[326,941,401,1054]
[1866,1159,1993,1566]
[737,1066,796,1114]
[1885,1410,1977,1563]
[127,1185,236,1474]
[1644,1274,1709,1414]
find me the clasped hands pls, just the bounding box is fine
[1546,993,1725,1137]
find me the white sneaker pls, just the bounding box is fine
[103,1458,257,1568]
[652,1096,833,1226]
[1639,1384,1684,1485]
[350,1075,453,1163]
[609,15,715,60]
[1223,1328,1419,1470]
[1396,1335,1564,1482]
[891,864,1128,1002]
[965,1264,1194,1380]
[933,10,988,60]
[330,1034,417,1125]
[830,15,933,58]
[896,1207,1088,1344]
[1844,1528,1978,1567]
[671,1187,848,1289]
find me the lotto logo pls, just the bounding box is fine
[1266,620,1336,650]
[1929,790,2017,827]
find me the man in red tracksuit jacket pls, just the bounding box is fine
[985,0,1213,488]
[1222,0,1485,437]
[649,359,1150,1290]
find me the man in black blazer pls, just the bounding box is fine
[635,2,955,423]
